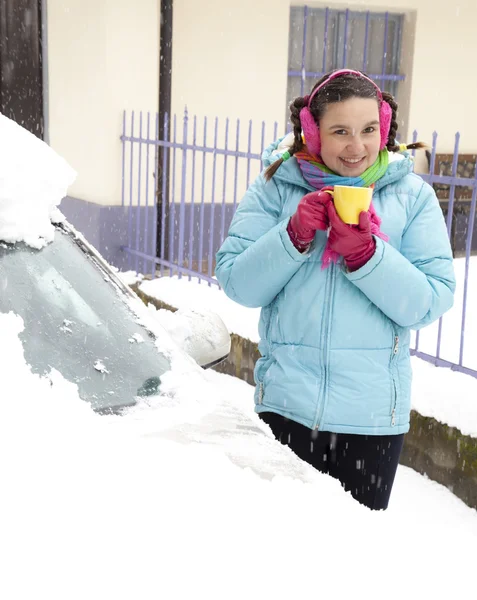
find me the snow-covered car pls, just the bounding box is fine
[0,113,230,414]
[0,219,230,413]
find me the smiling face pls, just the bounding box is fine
[318,97,381,177]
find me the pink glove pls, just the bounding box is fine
[326,201,376,272]
[287,189,333,252]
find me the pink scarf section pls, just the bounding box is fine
[321,201,389,270]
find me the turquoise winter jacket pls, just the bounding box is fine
[215,139,456,435]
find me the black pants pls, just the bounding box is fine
[259,412,404,511]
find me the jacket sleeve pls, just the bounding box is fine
[215,173,310,308]
[345,180,456,330]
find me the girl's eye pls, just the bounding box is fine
[334,130,347,135]
[363,127,376,134]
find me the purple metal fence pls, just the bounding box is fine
[120,110,477,379]
[120,109,277,286]
[288,6,405,104]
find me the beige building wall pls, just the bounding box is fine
[173,0,477,153]
[47,0,159,205]
[46,0,477,209]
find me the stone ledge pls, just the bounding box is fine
[134,285,477,510]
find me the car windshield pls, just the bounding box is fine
[0,225,170,412]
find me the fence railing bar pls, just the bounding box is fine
[121,110,126,208]
[208,117,219,278]
[177,108,189,279]
[120,136,261,160]
[410,349,477,379]
[152,112,160,279]
[122,246,219,287]
[233,118,240,211]
[220,118,230,245]
[128,110,135,271]
[144,112,151,274]
[382,12,389,81]
[459,161,477,367]
[246,120,253,189]
[322,7,329,72]
[287,71,405,81]
[436,132,461,360]
[363,11,370,71]
[301,5,309,97]
[135,111,143,274]
[198,116,207,283]
[342,8,349,67]
[188,115,197,280]
[169,114,178,277]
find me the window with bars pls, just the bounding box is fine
[287,6,405,116]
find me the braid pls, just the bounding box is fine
[382,90,427,153]
[382,91,399,152]
[264,97,307,181]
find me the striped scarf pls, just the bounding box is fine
[294,149,389,189]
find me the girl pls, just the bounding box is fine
[215,69,455,510]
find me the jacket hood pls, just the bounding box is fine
[261,133,415,192]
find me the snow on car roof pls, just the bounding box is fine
[0,115,76,248]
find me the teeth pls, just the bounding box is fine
[341,157,363,164]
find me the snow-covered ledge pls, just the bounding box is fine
[131,277,477,511]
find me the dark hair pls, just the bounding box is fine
[265,70,426,180]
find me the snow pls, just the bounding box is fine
[0,114,76,248]
[0,309,476,599]
[138,266,477,438]
[140,276,261,343]
[1,115,476,598]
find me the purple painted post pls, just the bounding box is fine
[362,11,370,71]
[342,9,350,67]
[436,134,459,360]
[232,118,240,211]
[135,112,143,274]
[159,112,169,278]
[382,12,389,82]
[169,114,177,277]
[188,115,197,281]
[273,121,278,141]
[445,133,460,235]
[121,110,126,207]
[246,120,253,188]
[220,118,230,245]
[208,118,219,279]
[144,112,151,275]
[322,7,329,73]
[301,5,309,97]
[128,111,135,271]
[459,160,477,366]
[177,108,189,280]
[429,131,438,182]
[198,117,207,282]
[151,112,160,279]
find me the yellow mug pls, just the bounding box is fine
[325,185,373,225]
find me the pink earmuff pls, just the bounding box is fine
[300,69,392,156]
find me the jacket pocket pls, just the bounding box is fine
[389,334,399,427]
[255,355,274,405]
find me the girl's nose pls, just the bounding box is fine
[346,136,365,153]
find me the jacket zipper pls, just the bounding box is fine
[390,335,399,427]
[314,264,336,430]
[258,382,264,404]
